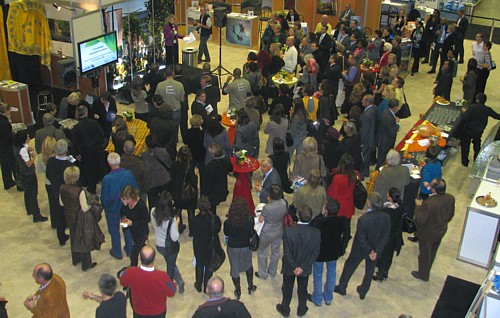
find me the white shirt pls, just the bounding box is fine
[472,42,484,62]
[283,46,298,73]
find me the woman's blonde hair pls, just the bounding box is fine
[383,84,396,99]
[63,166,80,185]
[41,136,56,166]
[349,83,366,104]
[67,92,81,105]
[307,169,322,189]
[190,114,204,127]
[302,137,318,157]
[270,43,281,57]
[120,185,139,201]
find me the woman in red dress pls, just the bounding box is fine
[327,153,359,254]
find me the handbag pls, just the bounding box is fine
[180,164,198,201]
[402,212,417,234]
[208,216,225,272]
[249,228,259,251]
[286,118,294,147]
[395,90,411,119]
[353,177,368,210]
[164,219,180,255]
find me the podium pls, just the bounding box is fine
[0,80,32,125]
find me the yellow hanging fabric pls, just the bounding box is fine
[7,0,52,66]
[0,9,12,79]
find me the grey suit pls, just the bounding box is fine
[337,209,390,297]
[260,168,281,203]
[257,198,287,278]
[35,125,66,154]
[234,122,259,158]
[376,108,399,169]
[373,165,410,200]
[359,105,377,178]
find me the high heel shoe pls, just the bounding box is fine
[248,285,257,295]
[372,271,387,282]
[234,289,241,300]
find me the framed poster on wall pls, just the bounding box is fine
[317,0,337,15]
[226,16,252,47]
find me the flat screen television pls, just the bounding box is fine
[77,32,118,75]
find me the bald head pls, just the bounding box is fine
[33,263,53,284]
[123,140,135,154]
[321,15,328,24]
[286,36,294,47]
[206,276,225,298]
[140,246,156,266]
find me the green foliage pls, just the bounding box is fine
[145,0,174,49]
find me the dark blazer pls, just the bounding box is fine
[318,95,338,124]
[191,100,210,124]
[317,33,332,53]
[462,103,500,135]
[193,297,251,318]
[340,135,362,170]
[71,118,105,156]
[202,156,233,205]
[170,161,198,210]
[415,193,455,241]
[260,168,281,203]
[351,209,391,257]
[234,122,259,158]
[377,108,399,155]
[181,127,205,163]
[91,97,117,139]
[311,214,348,261]
[434,71,453,101]
[149,116,178,159]
[269,151,291,191]
[35,125,66,154]
[359,105,377,149]
[456,16,469,39]
[312,49,329,73]
[192,213,222,265]
[282,224,321,276]
[319,63,342,91]
[0,114,13,155]
[203,85,221,115]
[321,139,343,174]
[193,72,220,93]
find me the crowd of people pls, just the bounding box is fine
[0,2,498,317]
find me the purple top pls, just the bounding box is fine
[163,23,184,46]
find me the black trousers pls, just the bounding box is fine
[281,274,309,316]
[338,252,377,296]
[22,174,40,216]
[411,46,422,72]
[417,238,442,280]
[130,234,149,267]
[45,184,58,229]
[0,153,16,189]
[195,263,214,292]
[80,150,101,194]
[422,37,435,63]
[341,218,352,255]
[430,43,445,72]
[377,238,396,274]
[68,224,92,269]
[461,131,482,166]
[166,44,179,66]
[476,68,490,95]
[455,36,465,62]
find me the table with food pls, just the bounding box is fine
[231,153,260,215]
[105,116,149,155]
[272,70,298,89]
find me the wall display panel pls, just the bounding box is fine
[72,10,103,69]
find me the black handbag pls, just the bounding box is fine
[164,219,180,255]
[395,90,411,119]
[402,212,417,234]
[180,164,198,201]
[249,218,259,251]
[208,216,225,272]
[353,178,368,210]
[286,118,294,147]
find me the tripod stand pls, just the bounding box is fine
[211,26,232,87]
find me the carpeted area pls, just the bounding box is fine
[431,275,481,318]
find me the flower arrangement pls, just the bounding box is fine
[234,149,247,165]
[227,108,239,120]
[362,58,374,68]
[455,99,467,107]
[122,111,134,121]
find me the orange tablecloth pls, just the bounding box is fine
[222,113,237,146]
[105,119,149,155]
[397,120,446,153]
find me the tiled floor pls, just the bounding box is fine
[0,37,498,317]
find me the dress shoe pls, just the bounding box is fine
[4,182,16,190]
[33,215,48,223]
[179,224,186,234]
[462,161,469,167]
[82,262,97,271]
[427,70,435,74]
[275,304,289,317]
[234,289,241,300]
[458,60,464,64]
[372,271,387,282]
[178,281,185,294]
[59,235,70,246]
[194,282,202,293]
[255,272,267,279]
[411,271,429,281]
[109,250,123,260]
[248,285,257,294]
[356,286,366,300]
[297,307,308,317]
[411,72,415,76]
[334,285,346,296]
[408,236,419,243]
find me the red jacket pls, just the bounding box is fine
[327,173,356,219]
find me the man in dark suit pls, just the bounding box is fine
[376,99,400,169]
[359,95,377,178]
[311,42,329,74]
[317,26,332,56]
[149,105,178,160]
[193,63,220,92]
[411,178,455,281]
[433,60,453,101]
[460,93,500,166]
[339,3,354,23]
[455,10,469,63]
[256,158,281,204]
[276,206,321,317]
[200,75,221,115]
[337,26,351,51]
[91,91,117,140]
[334,193,390,300]
[319,55,342,93]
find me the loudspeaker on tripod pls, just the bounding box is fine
[214,7,227,28]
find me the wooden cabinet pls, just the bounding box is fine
[0,81,32,125]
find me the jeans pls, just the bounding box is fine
[156,245,178,280]
[198,35,211,61]
[312,260,337,305]
[105,211,132,257]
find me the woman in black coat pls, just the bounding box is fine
[191,195,222,293]
[202,143,233,215]
[120,186,151,267]
[181,114,205,190]
[170,146,198,235]
[373,187,404,281]
[0,104,17,190]
[339,121,362,171]
[321,127,343,186]
[234,109,260,159]
[191,90,211,125]
[461,58,478,104]
[269,137,292,193]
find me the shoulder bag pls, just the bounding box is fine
[353,175,368,210]
[249,220,260,251]
[402,211,417,234]
[164,219,180,255]
[395,90,411,119]
[180,164,198,201]
[208,216,225,272]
